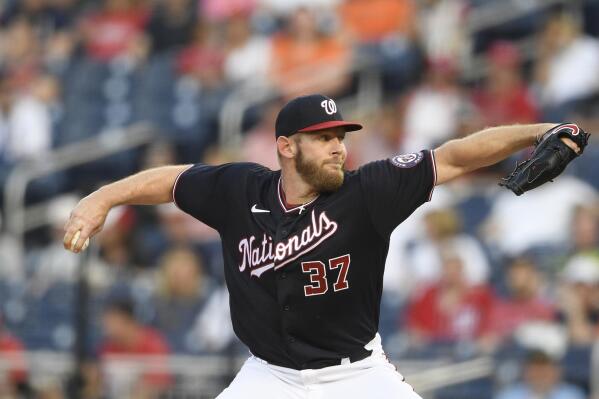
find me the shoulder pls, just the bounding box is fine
[181,162,273,179]
[555,383,586,399]
[360,151,432,170]
[495,384,529,399]
[142,328,170,352]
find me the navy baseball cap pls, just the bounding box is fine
[275,94,363,138]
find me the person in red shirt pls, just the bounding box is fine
[470,41,539,127]
[0,318,27,396]
[99,300,172,398]
[405,249,496,346]
[176,23,225,89]
[483,257,556,351]
[80,0,150,62]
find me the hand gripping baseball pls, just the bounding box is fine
[499,123,590,196]
[63,194,110,253]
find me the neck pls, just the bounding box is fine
[280,168,318,205]
[121,324,142,348]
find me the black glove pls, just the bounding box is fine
[499,123,590,196]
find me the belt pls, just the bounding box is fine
[302,349,372,369]
[255,347,372,370]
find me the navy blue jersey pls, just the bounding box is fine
[173,150,436,369]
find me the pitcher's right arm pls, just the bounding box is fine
[63,165,191,253]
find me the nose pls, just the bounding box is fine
[331,137,345,155]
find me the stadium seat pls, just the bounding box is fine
[435,377,495,399]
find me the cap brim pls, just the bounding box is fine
[298,120,363,133]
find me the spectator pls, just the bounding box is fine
[495,350,585,399]
[470,41,538,128]
[4,74,58,162]
[534,11,599,119]
[146,0,196,54]
[417,0,470,68]
[568,204,599,256]
[3,0,79,31]
[485,257,556,350]
[79,0,150,63]
[268,7,351,98]
[400,207,490,297]
[558,254,599,345]
[344,104,401,169]
[338,0,420,92]
[151,247,215,353]
[0,316,27,397]
[240,98,282,169]
[27,194,113,296]
[405,248,495,346]
[177,22,225,89]
[383,185,455,302]
[339,0,416,43]
[0,75,12,165]
[223,12,271,85]
[99,299,172,398]
[189,285,237,353]
[399,58,466,152]
[483,176,597,256]
[1,17,43,90]
[201,0,257,22]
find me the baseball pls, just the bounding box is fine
[70,230,90,252]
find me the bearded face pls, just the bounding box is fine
[295,144,345,192]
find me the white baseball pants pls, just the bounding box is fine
[216,335,422,399]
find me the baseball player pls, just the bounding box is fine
[64,94,589,398]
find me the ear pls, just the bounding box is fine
[277,136,296,159]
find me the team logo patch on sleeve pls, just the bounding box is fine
[391,152,424,168]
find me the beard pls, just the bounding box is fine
[295,147,345,192]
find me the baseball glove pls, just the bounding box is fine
[499,123,590,196]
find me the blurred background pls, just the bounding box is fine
[1,0,599,398]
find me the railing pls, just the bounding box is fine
[592,341,599,399]
[2,124,158,269]
[466,0,578,33]
[0,351,493,398]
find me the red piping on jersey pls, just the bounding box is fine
[277,177,319,213]
[172,165,195,210]
[428,150,437,202]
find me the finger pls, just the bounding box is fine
[561,138,581,154]
[71,227,94,253]
[63,222,81,250]
[70,230,81,252]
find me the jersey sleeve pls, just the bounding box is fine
[359,150,437,238]
[172,162,251,230]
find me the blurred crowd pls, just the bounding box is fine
[1,0,599,398]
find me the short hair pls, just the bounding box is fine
[525,350,555,365]
[103,298,135,320]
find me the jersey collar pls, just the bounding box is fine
[277,177,319,215]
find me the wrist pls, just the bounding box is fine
[534,123,563,144]
[93,186,118,210]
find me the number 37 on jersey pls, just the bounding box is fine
[301,254,351,297]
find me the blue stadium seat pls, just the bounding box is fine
[455,195,492,236]
[561,345,591,393]
[436,377,495,399]
[63,58,110,97]
[570,143,599,190]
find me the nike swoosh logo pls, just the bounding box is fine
[251,204,270,213]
